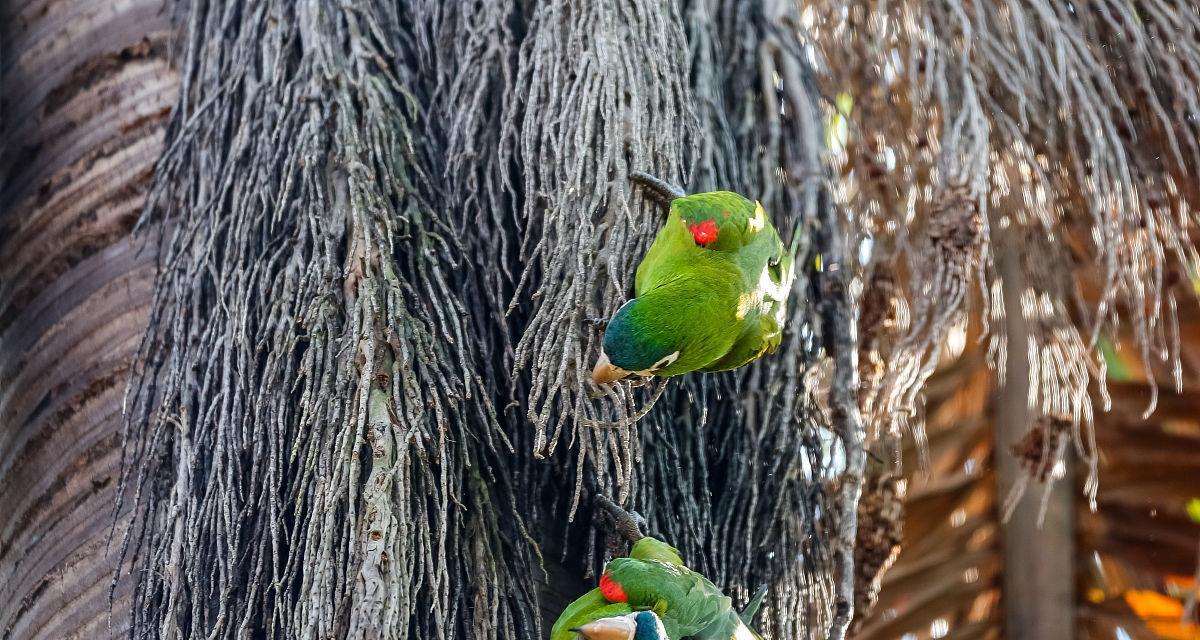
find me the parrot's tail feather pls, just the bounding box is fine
[630,171,686,206]
[740,585,768,625]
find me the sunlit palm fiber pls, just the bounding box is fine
[810,0,1200,507]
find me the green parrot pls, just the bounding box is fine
[551,537,765,640]
[592,174,794,384]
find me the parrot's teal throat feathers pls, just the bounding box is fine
[602,299,679,374]
[633,611,665,640]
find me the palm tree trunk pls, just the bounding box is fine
[0,0,178,637]
[13,1,1199,639]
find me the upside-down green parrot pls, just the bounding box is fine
[592,174,794,384]
[551,537,765,640]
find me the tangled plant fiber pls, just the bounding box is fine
[120,0,1200,638]
[120,1,537,637]
[122,0,843,638]
[815,0,1200,508]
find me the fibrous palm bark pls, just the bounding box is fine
[117,0,843,638]
[119,1,540,637]
[9,0,1200,639]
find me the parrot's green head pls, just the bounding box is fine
[593,297,680,384]
[673,191,760,252]
[571,611,667,640]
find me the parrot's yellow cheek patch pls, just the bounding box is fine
[748,202,766,232]
[734,624,758,640]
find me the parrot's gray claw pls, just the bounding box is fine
[593,493,645,543]
[630,171,686,207]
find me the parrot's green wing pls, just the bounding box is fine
[604,558,731,637]
[697,240,793,373]
[694,614,766,640]
[698,313,782,373]
[550,588,634,640]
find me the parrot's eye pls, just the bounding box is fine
[767,257,784,284]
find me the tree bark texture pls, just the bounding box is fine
[0,0,178,638]
[7,0,1200,639]
[112,0,838,638]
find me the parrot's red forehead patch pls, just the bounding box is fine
[599,572,628,603]
[689,217,719,246]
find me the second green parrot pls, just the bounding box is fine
[592,180,794,384]
[551,537,764,640]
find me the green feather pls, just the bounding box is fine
[605,265,743,374]
[549,538,682,640]
[605,558,730,636]
[629,537,684,565]
[604,558,764,640]
[739,585,767,625]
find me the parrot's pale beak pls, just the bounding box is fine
[592,351,630,385]
[571,616,637,640]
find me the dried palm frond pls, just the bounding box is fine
[813,0,1200,511]
[506,0,695,495]
[861,183,983,457]
[1010,415,1073,484]
[852,471,906,628]
[990,228,1102,506]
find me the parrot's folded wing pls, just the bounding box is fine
[550,589,633,640]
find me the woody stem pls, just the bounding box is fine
[629,171,686,207]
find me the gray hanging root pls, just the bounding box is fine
[118,1,536,638]
[119,0,840,637]
[505,0,696,504]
